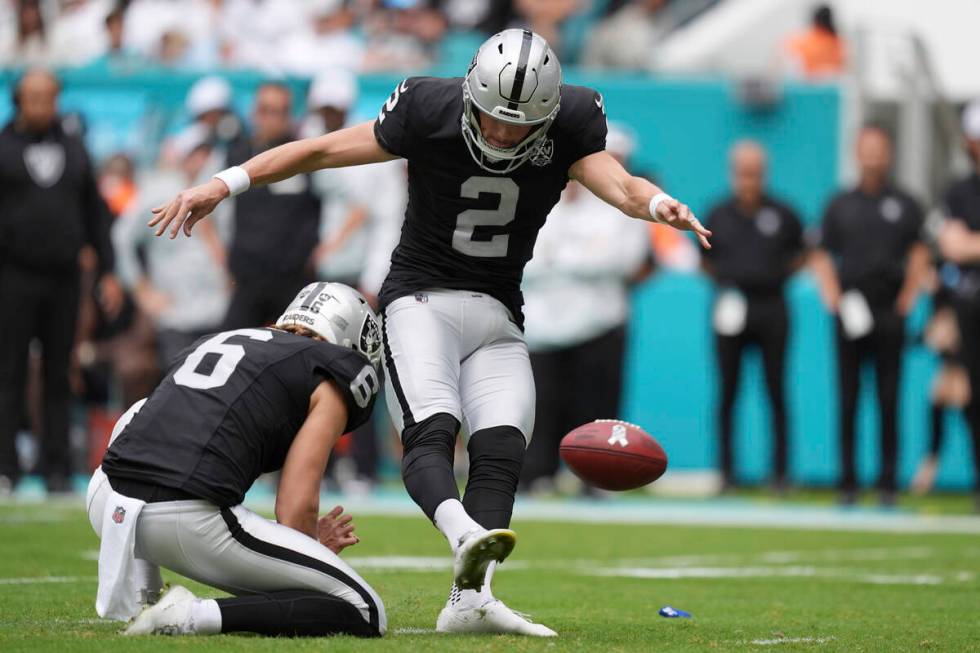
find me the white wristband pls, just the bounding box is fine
[648,192,674,224]
[213,166,251,197]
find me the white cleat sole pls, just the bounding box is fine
[123,585,196,636]
[454,528,516,591]
[436,600,557,637]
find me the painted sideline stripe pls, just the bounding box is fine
[5,494,980,534]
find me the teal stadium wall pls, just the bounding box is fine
[0,69,971,490]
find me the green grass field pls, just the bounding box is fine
[2,499,979,652]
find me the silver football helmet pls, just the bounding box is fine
[461,29,562,174]
[275,282,382,368]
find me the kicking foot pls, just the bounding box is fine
[124,585,197,636]
[453,528,516,591]
[437,598,556,637]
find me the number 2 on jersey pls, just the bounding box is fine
[174,329,273,390]
[452,176,519,258]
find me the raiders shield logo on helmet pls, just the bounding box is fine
[359,314,382,364]
[23,143,66,188]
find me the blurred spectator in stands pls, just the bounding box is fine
[185,75,243,145]
[509,0,578,57]
[782,4,846,80]
[157,28,193,68]
[279,0,364,75]
[86,5,145,73]
[811,125,928,507]
[220,0,306,72]
[222,82,322,329]
[0,69,123,494]
[440,0,513,33]
[113,125,230,368]
[98,153,139,218]
[123,0,222,69]
[362,0,447,72]
[937,99,980,510]
[0,0,51,67]
[519,124,652,493]
[703,141,805,494]
[581,0,665,71]
[49,0,111,67]
[159,76,243,168]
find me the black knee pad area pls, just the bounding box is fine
[400,412,461,519]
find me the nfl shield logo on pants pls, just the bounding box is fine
[112,506,126,524]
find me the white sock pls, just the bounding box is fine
[188,599,222,635]
[448,561,497,609]
[433,499,483,552]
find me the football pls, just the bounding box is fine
[559,420,668,491]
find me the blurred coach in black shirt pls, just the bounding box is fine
[938,99,980,509]
[0,69,122,493]
[703,141,805,492]
[222,82,321,329]
[812,125,928,506]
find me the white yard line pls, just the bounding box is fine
[588,566,946,586]
[740,636,836,646]
[0,576,95,585]
[614,546,935,568]
[344,556,531,571]
[306,554,971,588]
[393,627,438,635]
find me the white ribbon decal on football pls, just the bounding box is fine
[607,424,629,447]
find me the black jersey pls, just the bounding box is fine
[101,328,380,507]
[373,76,608,326]
[818,185,923,307]
[704,196,804,295]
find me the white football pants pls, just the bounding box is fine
[381,289,535,441]
[87,405,386,634]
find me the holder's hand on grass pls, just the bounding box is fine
[317,506,359,554]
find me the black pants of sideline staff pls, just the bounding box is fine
[956,297,980,495]
[0,264,80,487]
[835,308,905,495]
[520,325,627,489]
[715,295,789,488]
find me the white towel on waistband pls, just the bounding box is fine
[96,490,147,621]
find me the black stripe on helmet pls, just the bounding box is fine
[300,282,327,312]
[507,30,534,110]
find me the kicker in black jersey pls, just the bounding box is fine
[374,76,608,326]
[101,328,380,507]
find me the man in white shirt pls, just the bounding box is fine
[114,126,230,367]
